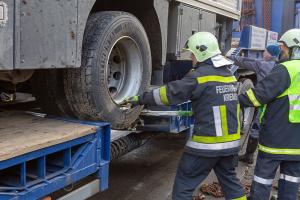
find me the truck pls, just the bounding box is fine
[0,0,242,129]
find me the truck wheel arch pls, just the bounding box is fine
[76,0,167,70]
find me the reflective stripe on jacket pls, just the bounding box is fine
[277,60,300,123]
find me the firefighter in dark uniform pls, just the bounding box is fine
[239,29,300,199]
[124,32,246,200]
[230,44,280,164]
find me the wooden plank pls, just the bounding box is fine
[0,111,97,161]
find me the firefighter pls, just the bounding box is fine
[238,29,300,199]
[230,44,281,164]
[123,32,246,200]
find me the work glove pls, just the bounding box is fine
[120,95,141,107]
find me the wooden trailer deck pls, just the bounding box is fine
[0,111,97,162]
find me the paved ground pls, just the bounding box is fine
[89,134,278,200]
[90,135,184,200]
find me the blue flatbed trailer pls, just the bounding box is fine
[0,111,110,200]
[0,101,193,199]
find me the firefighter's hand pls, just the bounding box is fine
[120,95,141,107]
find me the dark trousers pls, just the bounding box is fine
[250,152,300,200]
[249,111,260,139]
[172,152,245,200]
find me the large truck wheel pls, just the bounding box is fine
[238,78,255,134]
[64,11,152,129]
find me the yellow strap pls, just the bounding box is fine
[159,86,169,106]
[197,76,237,84]
[259,144,300,155]
[246,89,261,107]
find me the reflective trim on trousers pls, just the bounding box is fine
[253,175,273,185]
[280,174,300,183]
[153,88,164,106]
[186,140,240,150]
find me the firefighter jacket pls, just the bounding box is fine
[139,59,241,157]
[239,59,300,160]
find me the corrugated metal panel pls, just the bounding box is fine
[175,0,242,20]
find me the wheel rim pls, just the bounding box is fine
[243,107,252,124]
[240,107,253,133]
[106,36,143,104]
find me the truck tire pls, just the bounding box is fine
[238,78,255,134]
[32,69,74,117]
[64,11,152,129]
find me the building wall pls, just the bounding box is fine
[296,2,300,28]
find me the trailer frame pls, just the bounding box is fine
[0,115,110,200]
